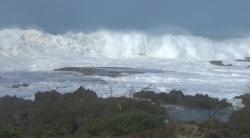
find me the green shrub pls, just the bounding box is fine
[230,95,250,133]
[0,125,22,138]
[86,111,164,136]
[0,87,168,137]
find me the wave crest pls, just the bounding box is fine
[0,28,250,70]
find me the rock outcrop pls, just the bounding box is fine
[209,60,232,66]
[134,90,232,109]
[236,57,250,62]
[54,67,163,77]
[11,83,29,88]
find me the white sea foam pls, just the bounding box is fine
[0,28,249,103]
[0,28,250,71]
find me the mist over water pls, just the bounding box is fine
[0,28,250,71]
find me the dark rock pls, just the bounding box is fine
[134,90,232,109]
[133,90,158,102]
[72,86,98,99]
[0,95,26,103]
[34,87,98,103]
[236,57,250,62]
[11,83,29,88]
[209,60,233,66]
[54,67,164,77]
[35,90,62,102]
[158,90,185,105]
[168,90,185,102]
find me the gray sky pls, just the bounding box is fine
[0,0,250,37]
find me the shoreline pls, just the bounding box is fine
[0,86,240,120]
[0,86,249,137]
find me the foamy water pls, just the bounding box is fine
[0,28,250,71]
[0,28,249,102]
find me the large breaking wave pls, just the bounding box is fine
[0,28,250,71]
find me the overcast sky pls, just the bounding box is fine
[0,0,250,37]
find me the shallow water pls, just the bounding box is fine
[168,107,234,122]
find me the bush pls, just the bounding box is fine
[0,87,168,137]
[230,94,250,133]
[86,111,165,136]
[0,125,22,138]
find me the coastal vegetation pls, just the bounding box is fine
[0,86,249,138]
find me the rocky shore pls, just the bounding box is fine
[0,87,249,138]
[134,89,231,109]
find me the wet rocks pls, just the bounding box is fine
[209,60,232,66]
[35,90,63,102]
[54,67,163,77]
[236,57,250,62]
[235,57,250,68]
[71,86,98,99]
[11,83,29,88]
[134,90,232,109]
[35,86,98,102]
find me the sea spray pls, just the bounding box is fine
[0,28,250,71]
